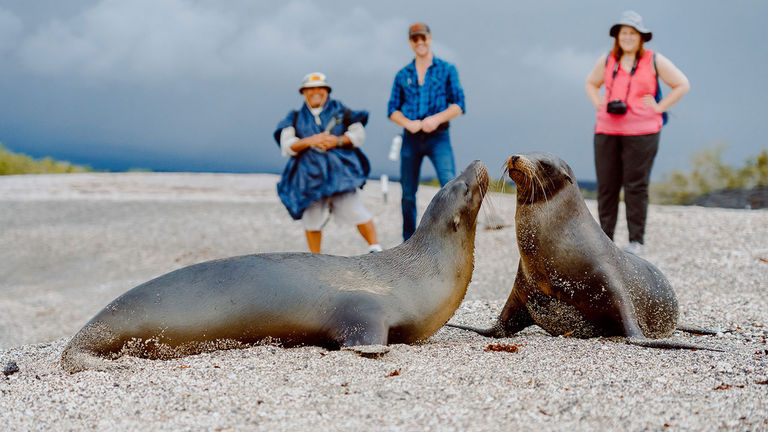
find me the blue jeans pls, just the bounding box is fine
[400,128,456,241]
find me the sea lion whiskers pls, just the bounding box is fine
[476,165,501,209]
[519,158,552,214]
[478,186,506,230]
[531,169,550,211]
[475,169,489,200]
[475,166,506,230]
[499,161,511,192]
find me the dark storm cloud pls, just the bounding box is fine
[0,0,765,179]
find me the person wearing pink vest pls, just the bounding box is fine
[585,10,690,255]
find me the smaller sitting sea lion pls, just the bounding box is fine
[448,152,719,351]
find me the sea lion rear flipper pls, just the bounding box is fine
[61,321,126,373]
[61,348,124,373]
[676,325,720,336]
[626,337,724,352]
[607,286,723,351]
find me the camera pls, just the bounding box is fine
[606,99,628,115]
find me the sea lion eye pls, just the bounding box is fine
[458,181,469,195]
[453,216,461,231]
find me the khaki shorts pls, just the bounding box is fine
[302,190,372,231]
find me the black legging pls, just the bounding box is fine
[593,132,660,244]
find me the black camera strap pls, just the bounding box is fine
[606,56,639,103]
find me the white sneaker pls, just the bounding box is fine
[624,241,644,256]
[368,244,383,253]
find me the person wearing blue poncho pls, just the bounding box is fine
[273,72,383,254]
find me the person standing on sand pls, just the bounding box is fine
[388,22,466,241]
[585,11,689,255]
[273,72,383,254]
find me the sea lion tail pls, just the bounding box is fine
[60,322,123,373]
[61,346,112,373]
[626,337,724,352]
[676,325,720,336]
[444,322,506,338]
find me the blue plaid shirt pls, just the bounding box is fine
[387,56,465,121]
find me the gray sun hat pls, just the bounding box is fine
[298,72,332,94]
[609,10,652,42]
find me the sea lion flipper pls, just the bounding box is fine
[338,321,388,346]
[676,325,720,336]
[596,273,648,340]
[626,337,724,352]
[61,322,126,373]
[497,273,535,336]
[333,298,389,346]
[445,306,531,339]
[61,347,121,373]
[444,322,506,338]
[342,344,390,359]
[444,280,532,339]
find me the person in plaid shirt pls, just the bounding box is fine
[388,22,466,241]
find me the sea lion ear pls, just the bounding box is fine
[453,216,461,231]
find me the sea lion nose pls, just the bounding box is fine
[509,155,520,167]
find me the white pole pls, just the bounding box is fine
[380,174,389,203]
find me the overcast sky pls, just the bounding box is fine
[0,0,766,181]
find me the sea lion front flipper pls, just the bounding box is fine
[342,344,390,359]
[444,322,506,338]
[497,265,535,336]
[332,296,389,347]
[337,317,388,347]
[446,267,533,339]
[443,293,531,338]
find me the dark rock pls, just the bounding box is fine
[3,361,19,376]
[690,186,768,209]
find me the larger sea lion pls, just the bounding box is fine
[61,161,489,373]
[448,152,718,350]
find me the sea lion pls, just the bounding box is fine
[448,152,718,350]
[61,160,489,373]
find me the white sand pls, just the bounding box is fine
[1,172,767,431]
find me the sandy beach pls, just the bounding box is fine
[1,171,767,431]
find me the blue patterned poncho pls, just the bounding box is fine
[273,99,370,220]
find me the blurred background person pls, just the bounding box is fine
[388,22,465,241]
[585,10,689,255]
[274,72,382,254]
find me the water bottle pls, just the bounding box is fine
[388,135,402,162]
[380,174,389,203]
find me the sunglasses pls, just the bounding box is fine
[409,34,427,43]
